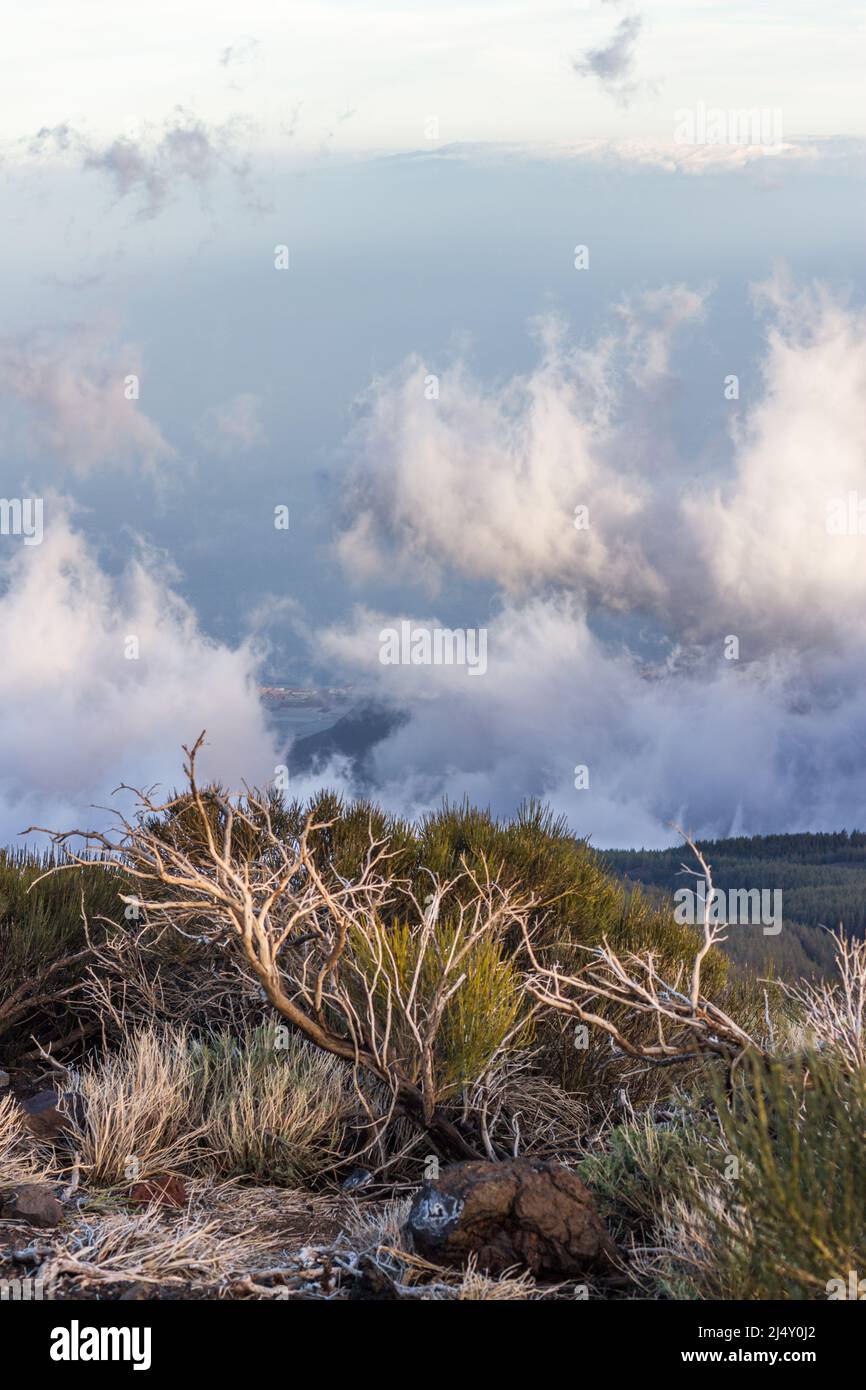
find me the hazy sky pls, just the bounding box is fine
[3,2,865,149]
[2,3,865,848]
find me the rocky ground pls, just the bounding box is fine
[0,1072,622,1302]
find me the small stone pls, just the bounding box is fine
[0,1182,64,1228]
[19,1089,82,1141]
[0,1070,10,1089]
[341,1168,372,1192]
[128,1174,188,1208]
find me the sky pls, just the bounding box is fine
[1,2,866,848]
[2,2,865,148]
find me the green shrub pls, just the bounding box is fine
[348,913,533,1103]
[0,847,126,1052]
[603,1054,866,1300]
[578,1110,703,1247]
[2,795,754,1121]
[688,1053,866,1299]
[101,790,740,1111]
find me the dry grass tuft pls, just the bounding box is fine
[190,1025,353,1184]
[38,1207,273,1292]
[436,1256,551,1300]
[0,1091,56,1186]
[67,1023,358,1190]
[68,1026,206,1186]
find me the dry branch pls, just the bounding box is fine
[523,825,760,1079]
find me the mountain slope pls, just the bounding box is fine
[603,831,866,979]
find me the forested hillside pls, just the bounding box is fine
[604,831,866,979]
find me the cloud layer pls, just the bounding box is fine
[320,276,866,846]
[0,514,278,845]
[313,598,866,849]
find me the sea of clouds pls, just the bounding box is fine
[2,156,865,848]
[306,272,866,846]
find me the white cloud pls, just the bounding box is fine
[310,595,866,849]
[321,276,866,844]
[338,291,706,608]
[340,278,866,649]
[0,512,278,843]
[0,327,175,477]
[684,273,866,647]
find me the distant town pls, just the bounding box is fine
[259,685,353,710]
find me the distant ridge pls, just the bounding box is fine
[287,700,408,782]
[604,830,866,979]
